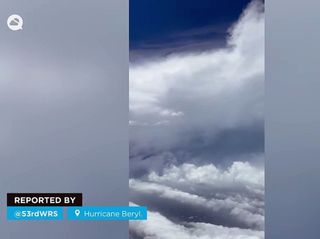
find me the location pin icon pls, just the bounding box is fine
[75,209,80,217]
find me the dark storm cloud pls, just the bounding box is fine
[130,125,263,178]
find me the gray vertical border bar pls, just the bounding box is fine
[0,0,129,238]
[266,0,320,238]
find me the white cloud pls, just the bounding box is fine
[148,160,264,196]
[130,205,264,239]
[130,161,264,231]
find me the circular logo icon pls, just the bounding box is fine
[7,14,23,31]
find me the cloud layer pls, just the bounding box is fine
[130,160,264,233]
[130,206,263,239]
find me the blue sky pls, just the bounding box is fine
[130,0,252,50]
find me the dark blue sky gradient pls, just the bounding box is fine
[130,0,252,49]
